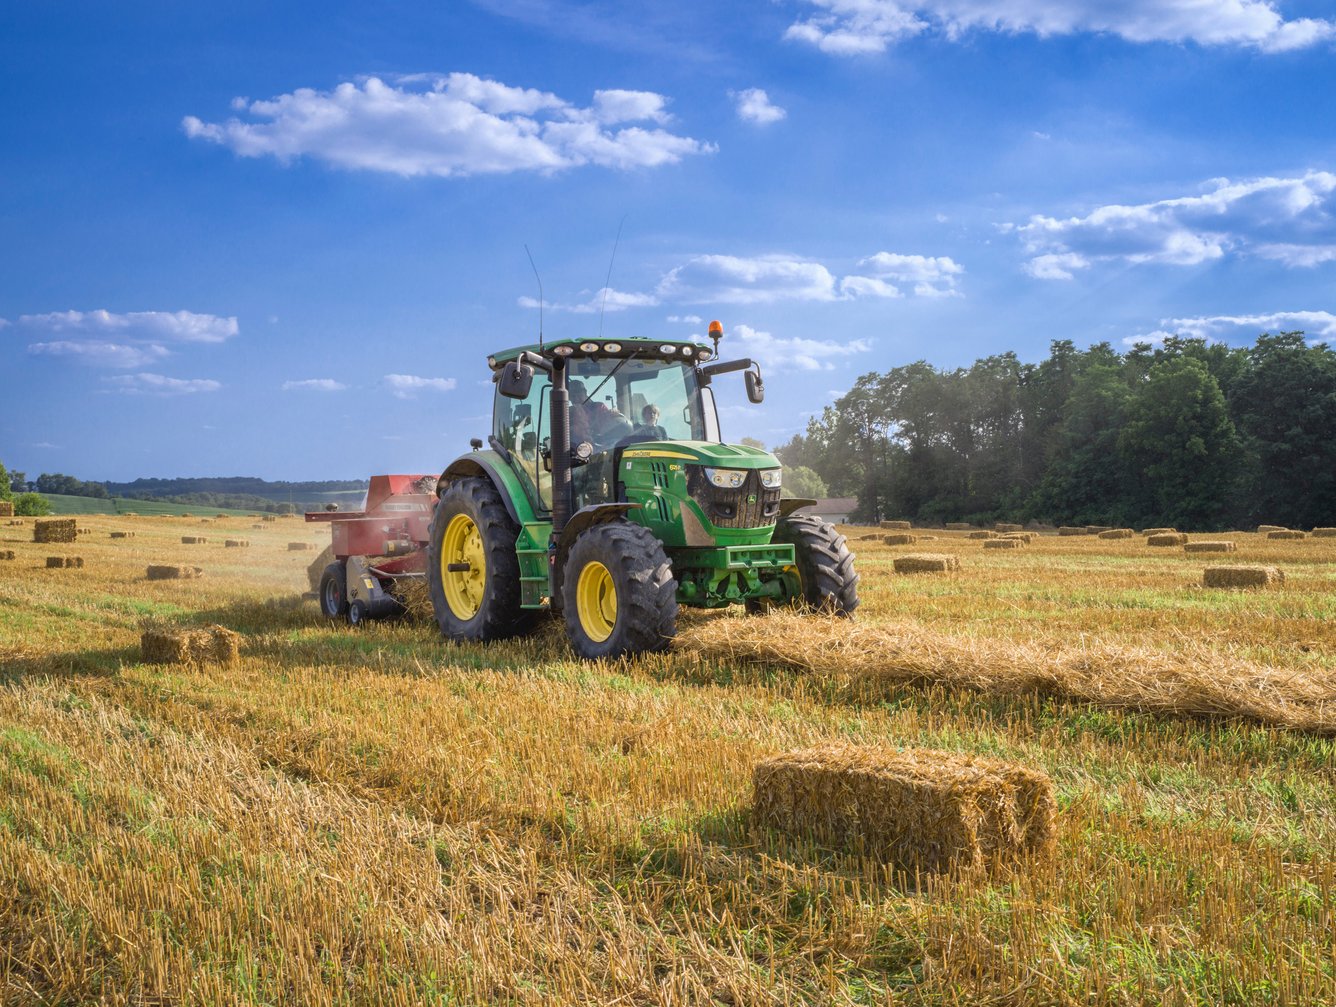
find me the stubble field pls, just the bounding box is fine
[0,513,1333,1005]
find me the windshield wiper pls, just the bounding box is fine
[580,349,640,405]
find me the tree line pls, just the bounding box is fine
[775,333,1336,531]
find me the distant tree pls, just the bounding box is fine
[0,461,11,503]
[13,492,52,516]
[1119,356,1241,529]
[782,465,827,499]
[8,470,26,494]
[740,436,767,451]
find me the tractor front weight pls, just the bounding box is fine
[671,544,798,608]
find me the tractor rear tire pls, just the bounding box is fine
[427,477,533,643]
[763,515,859,616]
[562,521,677,660]
[318,562,348,620]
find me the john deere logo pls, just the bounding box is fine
[747,493,757,504]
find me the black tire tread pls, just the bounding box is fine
[771,515,860,616]
[427,477,534,642]
[562,521,678,659]
[318,562,348,620]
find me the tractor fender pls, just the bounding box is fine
[556,502,641,572]
[438,451,535,527]
[778,497,818,518]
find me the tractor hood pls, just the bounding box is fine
[619,440,779,469]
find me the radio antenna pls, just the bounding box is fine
[597,214,627,341]
[525,244,544,351]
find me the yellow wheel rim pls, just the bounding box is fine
[441,514,486,620]
[576,561,617,644]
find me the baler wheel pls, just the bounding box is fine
[318,562,348,620]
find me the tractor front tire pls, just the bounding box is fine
[318,562,348,620]
[766,515,859,616]
[427,477,533,643]
[562,521,677,660]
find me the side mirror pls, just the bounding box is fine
[499,360,534,399]
[745,368,765,404]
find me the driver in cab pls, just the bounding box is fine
[569,379,629,448]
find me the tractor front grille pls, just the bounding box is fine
[687,466,782,529]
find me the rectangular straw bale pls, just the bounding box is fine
[968,530,997,540]
[883,533,917,546]
[1203,565,1283,588]
[893,553,960,573]
[287,541,316,551]
[1148,532,1188,546]
[1185,541,1237,553]
[1098,528,1134,540]
[752,743,1056,873]
[995,523,1023,533]
[109,530,136,539]
[1057,526,1089,536]
[1313,528,1336,538]
[1267,530,1306,540]
[0,501,12,517]
[945,522,973,531]
[0,550,13,561]
[224,539,250,548]
[1257,524,1288,534]
[45,556,65,568]
[1085,525,1112,534]
[984,538,1025,550]
[1001,532,1034,543]
[140,625,240,668]
[1143,527,1176,536]
[146,565,203,580]
[33,519,77,544]
[880,520,912,530]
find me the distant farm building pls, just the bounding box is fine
[795,497,859,524]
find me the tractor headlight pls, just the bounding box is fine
[703,467,747,489]
[759,469,782,489]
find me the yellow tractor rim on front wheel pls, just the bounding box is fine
[441,514,486,620]
[576,561,617,643]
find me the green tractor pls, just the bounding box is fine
[427,322,859,659]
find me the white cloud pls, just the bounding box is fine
[282,378,348,391]
[184,73,714,177]
[27,340,171,368]
[732,88,787,125]
[785,0,1334,54]
[1126,311,1336,345]
[383,374,458,399]
[102,373,221,395]
[729,323,871,371]
[857,252,963,296]
[517,287,660,313]
[15,309,238,343]
[1014,171,1336,278]
[667,314,703,324]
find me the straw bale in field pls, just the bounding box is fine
[1001,532,1033,543]
[33,519,77,544]
[883,533,917,546]
[880,520,911,530]
[181,536,208,545]
[1267,530,1306,540]
[995,523,1023,533]
[1313,528,1336,538]
[984,538,1024,550]
[109,531,135,539]
[288,541,316,551]
[945,522,973,531]
[893,553,959,573]
[140,624,240,667]
[968,531,997,540]
[856,533,881,541]
[146,565,203,580]
[262,515,277,522]
[45,556,83,568]
[0,501,11,517]
[1057,526,1088,536]
[1203,566,1283,588]
[752,743,1056,873]
[918,534,939,540]
[1185,541,1237,554]
[224,539,250,548]
[1257,525,1288,534]
[1143,527,1176,536]
[1148,532,1188,546]
[0,550,13,561]
[1085,525,1112,534]
[1098,528,1134,540]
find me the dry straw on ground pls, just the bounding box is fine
[984,538,1025,550]
[880,520,911,530]
[883,533,917,546]
[140,624,240,667]
[1098,529,1134,540]
[752,742,1056,873]
[1058,526,1088,536]
[968,531,997,540]
[684,611,1336,734]
[1267,530,1306,540]
[893,553,960,573]
[146,565,203,580]
[1148,533,1188,546]
[33,518,77,543]
[1203,566,1284,589]
[1185,541,1237,554]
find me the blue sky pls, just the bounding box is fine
[3,0,1334,482]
